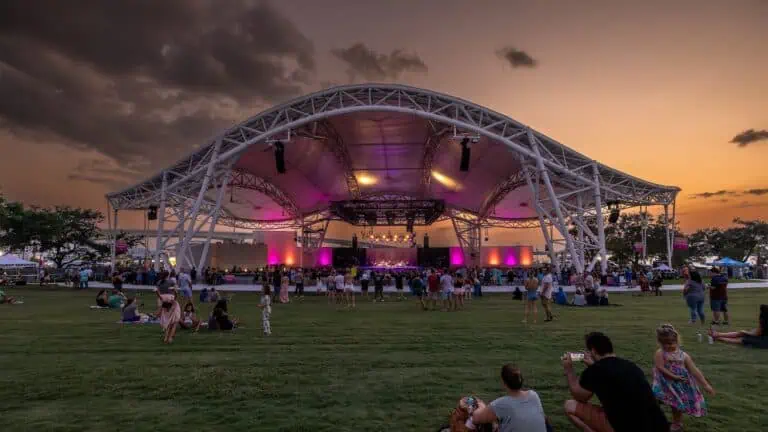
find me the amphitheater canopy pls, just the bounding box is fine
[106,84,679,274]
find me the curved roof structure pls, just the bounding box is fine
[107,83,679,229]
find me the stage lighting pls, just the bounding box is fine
[459,137,471,172]
[147,205,158,221]
[274,141,286,174]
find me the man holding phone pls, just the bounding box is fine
[562,332,668,432]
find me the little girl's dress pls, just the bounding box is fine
[652,349,707,416]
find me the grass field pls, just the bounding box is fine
[1,287,767,432]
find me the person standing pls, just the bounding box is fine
[258,285,272,336]
[294,269,305,300]
[523,274,539,324]
[271,267,281,303]
[79,267,90,290]
[177,268,193,302]
[540,269,554,322]
[709,267,730,326]
[440,270,454,311]
[360,270,370,298]
[280,272,290,303]
[427,269,440,310]
[563,332,669,432]
[190,266,197,284]
[410,273,426,310]
[334,270,345,305]
[683,271,706,331]
[394,272,405,301]
[373,272,385,302]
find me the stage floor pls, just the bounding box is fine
[89,281,768,293]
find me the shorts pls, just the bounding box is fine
[344,284,354,292]
[428,291,440,300]
[527,292,539,301]
[453,288,465,295]
[570,402,613,432]
[441,291,452,300]
[710,299,728,312]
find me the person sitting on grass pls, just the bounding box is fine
[554,286,568,306]
[0,288,19,304]
[199,287,209,303]
[208,287,220,303]
[179,302,202,331]
[512,286,523,301]
[209,299,238,331]
[563,332,669,432]
[121,297,147,322]
[710,304,768,349]
[156,288,181,344]
[571,288,586,307]
[108,289,127,309]
[470,364,550,432]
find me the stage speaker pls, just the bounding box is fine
[352,234,358,250]
[147,205,158,221]
[274,141,286,174]
[423,233,430,249]
[459,138,471,172]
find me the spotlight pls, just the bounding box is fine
[459,137,470,172]
[274,141,286,174]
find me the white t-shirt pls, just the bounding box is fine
[178,273,192,290]
[541,273,553,299]
[334,274,345,288]
[440,274,453,292]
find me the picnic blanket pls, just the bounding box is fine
[117,319,160,325]
[90,305,111,309]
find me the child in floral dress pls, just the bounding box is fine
[652,324,715,431]
[258,285,272,336]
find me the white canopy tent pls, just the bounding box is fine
[0,254,39,269]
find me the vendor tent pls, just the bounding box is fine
[711,257,749,267]
[0,254,38,269]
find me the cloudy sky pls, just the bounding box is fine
[0,0,767,234]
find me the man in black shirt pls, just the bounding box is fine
[563,332,669,432]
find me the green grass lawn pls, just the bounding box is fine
[1,288,767,431]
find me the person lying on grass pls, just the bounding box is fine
[96,289,110,307]
[208,299,239,331]
[710,304,767,349]
[156,288,181,344]
[0,288,19,304]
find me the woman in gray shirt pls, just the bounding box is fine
[684,271,706,326]
[471,364,548,432]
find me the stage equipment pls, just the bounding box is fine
[147,205,158,221]
[330,199,445,226]
[274,141,285,174]
[459,137,471,172]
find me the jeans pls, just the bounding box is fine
[686,296,705,322]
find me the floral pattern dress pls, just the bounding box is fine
[652,349,707,416]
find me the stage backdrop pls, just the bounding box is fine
[365,248,418,267]
[449,246,534,268]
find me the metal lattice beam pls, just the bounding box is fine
[477,171,527,220]
[227,169,300,219]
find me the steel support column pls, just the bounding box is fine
[576,194,586,267]
[176,138,222,270]
[198,171,231,271]
[450,210,481,268]
[531,134,583,273]
[153,172,168,271]
[591,163,608,275]
[522,164,558,273]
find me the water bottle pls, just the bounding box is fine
[707,335,714,344]
[697,332,703,343]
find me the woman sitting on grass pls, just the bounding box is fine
[209,299,238,331]
[108,289,127,309]
[121,297,147,322]
[179,302,202,331]
[710,304,768,349]
[156,288,181,344]
[96,289,110,307]
[0,288,19,304]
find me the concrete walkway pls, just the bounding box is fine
[88,281,768,293]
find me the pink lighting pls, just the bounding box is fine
[267,250,280,265]
[317,248,332,266]
[449,247,465,266]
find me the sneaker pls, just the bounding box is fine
[710,321,720,326]
[722,321,729,326]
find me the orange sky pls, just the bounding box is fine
[1,0,766,241]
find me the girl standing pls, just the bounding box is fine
[343,270,356,308]
[652,324,715,431]
[280,272,290,303]
[258,286,272,336]
[523,274,539,324]
[452,275,465,310]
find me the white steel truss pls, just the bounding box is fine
[105,84,679,272]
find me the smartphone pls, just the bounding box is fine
[568,352,585,362]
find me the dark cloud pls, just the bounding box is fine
[496,47,538,68]
[730,128,768,147]
[0,0,316,183]
[690,190,731,199]
[331,43,428,82]
[745,188,768,196]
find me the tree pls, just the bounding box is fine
[36,206,106,269]
[0,196,45,254]
[687,218,768,263]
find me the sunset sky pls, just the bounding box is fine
[1,0,766,238]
